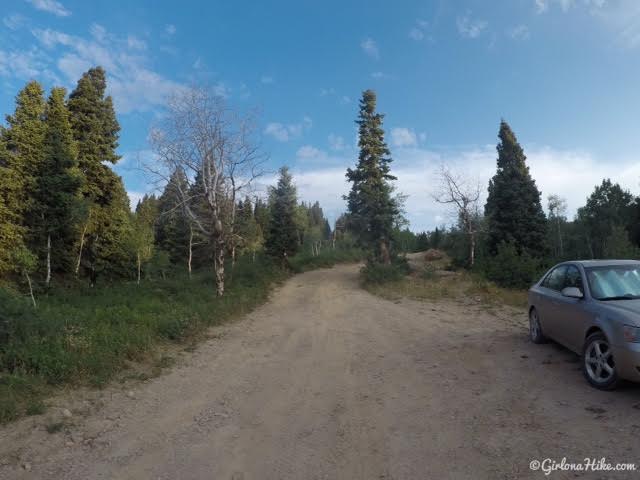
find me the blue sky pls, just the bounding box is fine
[2,0,640,231]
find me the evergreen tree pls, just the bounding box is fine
[236,196,263,260]
[156,168,191,266]
[345,90,399,264]
[2,81,47,255]
[265,167,298,261]
[0,128,25,277]
[253,197,270,233]
[35,87,83,284]
[484,120,547,257]
[576,179,634,258]
[67,67,130,281]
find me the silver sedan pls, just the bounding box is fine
[528,260,640,390]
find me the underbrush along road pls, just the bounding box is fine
[1,264,639,479]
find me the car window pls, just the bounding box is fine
[542,266,567,291]
[564,265,583,291]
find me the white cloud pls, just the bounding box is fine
[264,117,312,142]
[361,37,379,59]
[260,75,274,84]
[457,12,488,39]
[391,127,418,148]
[328,134,346,151]
[409,27,424,41]
[31,26,183,113]
[534,0,640,48]
[508,24,530,40]
[0,47,58,81]
[25,0,71,17]
[3,13,27,30]
[296,145,324,161]
[341,95,351,104]
[371,71,386,79]
[320,87,335,96]
[265,144,640,232]
[165,24,176,35]
[127,35,146,50]
[409,19,429,41]
[535,0,578,13]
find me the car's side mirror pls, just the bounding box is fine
[562,286,583,299]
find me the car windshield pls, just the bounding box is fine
[586,265,640,300]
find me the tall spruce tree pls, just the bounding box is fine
[0,127,25,277]
[345,89,398,264]
[36,87,82,284]
[3,81,47,252]
[265,167,298,261]
[67,67,130,281]
[485,121,547,257]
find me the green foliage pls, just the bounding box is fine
[577,179,635,258]
[156,168,192,265]
[480,241,542,289]
[130,194,159,281]
[68,67,131,282]
[345,90,400,264]
[35,87,83,277]
[265,167,299,261]
[485,121,547,258]
[288,247,365,273]
[360,258,410,285]
[603,225,640,259]
[0,255,288,422]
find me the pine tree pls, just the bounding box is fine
[236,197,262,260]
[36,87,82,285]
[484,120,547,257]
[0,128,25,277]
[265,167,298,261]
[345,89,399,264]
[156,168,191,266]
[67,67,130,281]
[577,179,634,258]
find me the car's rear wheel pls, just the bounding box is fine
[582,332,620,390]
[529,308,547,344]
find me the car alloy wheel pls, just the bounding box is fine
[583,332,619,390]
[529,308,546,344]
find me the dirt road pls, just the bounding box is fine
[2,264,639,479]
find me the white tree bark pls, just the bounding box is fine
[149,86,264,296]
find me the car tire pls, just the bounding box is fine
[582,332,620,390]
[529,307,547,344]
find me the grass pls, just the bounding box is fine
[364,254,528,309]
[0,248,361,424]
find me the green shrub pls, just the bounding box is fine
[0,255,289,423]
[361,257,410,285]
[479,242,542,289]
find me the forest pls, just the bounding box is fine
[1,65,640,422]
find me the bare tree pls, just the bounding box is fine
[547,194,567,258]
[433,166,482,267]
[149,86,264,296]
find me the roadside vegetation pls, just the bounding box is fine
[0,68,362,423]
[0,246,363,424]
[364,251,527,309]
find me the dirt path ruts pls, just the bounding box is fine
[1,264,639,479]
